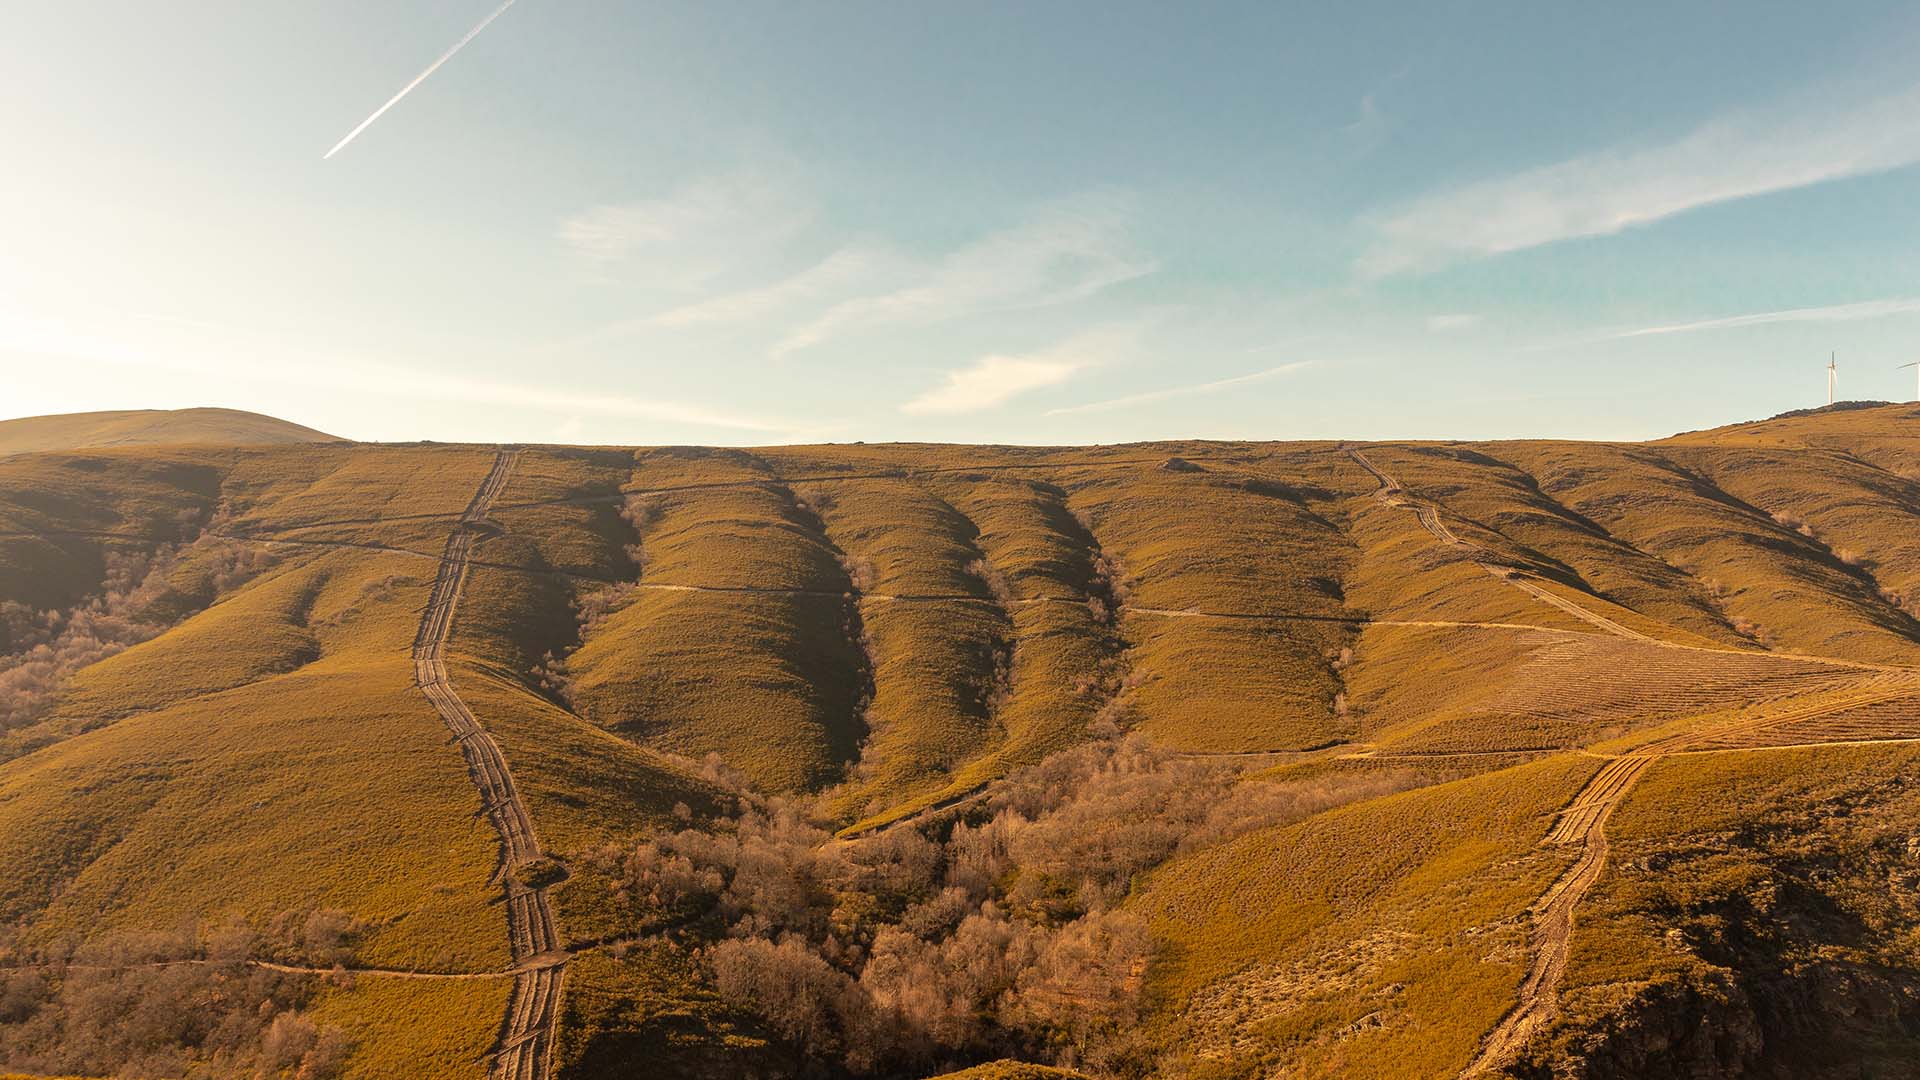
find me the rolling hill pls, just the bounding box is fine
[2,405,1919,1079]
[0,407,341,457]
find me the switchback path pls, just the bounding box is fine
[413,449,565,1080]
[1346,447,1657,644]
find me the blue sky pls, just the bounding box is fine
[5,1,1920,445]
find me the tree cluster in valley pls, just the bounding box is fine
[592,735,1416,1076]
[0,540,275,749]
[0,920,353,1080]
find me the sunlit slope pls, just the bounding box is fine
[1346,623,1878,752]
[1543,741,1920,1075]
[563,447,868,794]
[1,411,1920,1076]
[0,447,223,609]
[1137,754,1602,1079]
[1352,443,1740,645]
[0,407,340,457]
[1061,448,1363,754]
[0,546,508,972]
[1499,438,1920,664]
[1665,399,1920,469]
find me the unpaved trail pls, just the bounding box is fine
[1339,449,1920,1075]
[413,449,564,1080]
[0,957,556,980]
[1461,679,1920,1076]
[1346,447,1656,644]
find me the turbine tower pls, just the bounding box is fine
[1903,360,1920,403]
[1828,353,1837,406]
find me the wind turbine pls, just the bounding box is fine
[1828,353,1838,406]
[1902,360,1920,403]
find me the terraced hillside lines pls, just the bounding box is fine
[1348,446,1656,643]
[411,448,564,1080]
[1463,677,1920,1077]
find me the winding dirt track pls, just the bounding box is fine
[413,450,564,1080]
[1463,680,1920,1076]
[1340,446,1920,1075]
[1346,447,1655,643]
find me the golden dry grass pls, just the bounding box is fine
[1138,754,1601,1079]
[0,407,338,457]
[1542,740,1920,1075]
[923,1063,1092,1080]
[4,412,1920,1075]
[308,976,511,1079]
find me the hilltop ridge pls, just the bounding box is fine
[0,407,342,457]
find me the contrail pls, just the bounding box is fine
[324,0,520,160]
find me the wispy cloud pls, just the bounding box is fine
[900,323,1140,416]
[1047,361,1312,416]
[1607,297,1920,339]
[776,191,1154,359]
[558,173,813,286]
[644,245,897,328]
[1426,313,1480,332]
[1340,68,1406,156]
[1361,82,1920,276]
[901,355,1088,415]
[324,0,520,159]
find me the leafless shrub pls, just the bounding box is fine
[299,910,358,968]
[530,650,575,705]
[0,922,353,1079]
[600,733,1396,1074]
[966,559,1012,604]
[0,548,172,731]
[575,583,636,632]
[1083,594,1111,625]
[711,937,881,1065]
[619,496,663,574]
[839,555,877,594]
[1089,552,1129,609]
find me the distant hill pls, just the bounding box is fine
[0,407,342,456]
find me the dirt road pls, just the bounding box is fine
[1346,447,1655,643]
[1461,679,1920,1075]
[1337,448,1920,1075]
[413,449,565,1080]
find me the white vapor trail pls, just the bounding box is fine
[323,0,520,160]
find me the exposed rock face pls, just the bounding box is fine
[1539,962,1920,1078]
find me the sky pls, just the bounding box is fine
[4,1,1920,446]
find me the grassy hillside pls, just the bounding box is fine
[1,407,1919,1077]
[0,408,341,457]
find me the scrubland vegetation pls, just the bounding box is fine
[0,922,348,1080]
[564,734,1447,1076]
[0,539,279,754]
